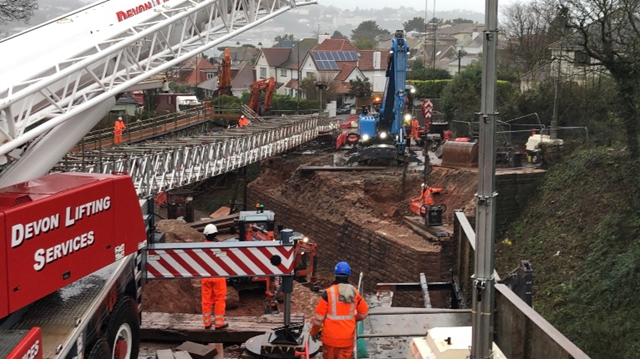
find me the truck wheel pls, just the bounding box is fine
[106,297,140,359]
[88,338,111,359]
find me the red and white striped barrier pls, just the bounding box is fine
[145,242,296,279]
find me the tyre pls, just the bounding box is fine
[88,338,111,359]
[106,297,140,359]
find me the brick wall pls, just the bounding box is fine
[248,190,450,305]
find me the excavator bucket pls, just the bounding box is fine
[441,141,479,167]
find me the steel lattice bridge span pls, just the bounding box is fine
[56,115,324,197]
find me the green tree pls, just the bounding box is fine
[348,77,373,108]
[331,30,348,39]
[351,20,389,43]
[440,62,517,127]
[547,0,640,159]
[403,17,425,32]
[408,61,452,80]
[447,18,474,24]
[0,0,37,24]
[353,38,376,50]
[273,34,295,43]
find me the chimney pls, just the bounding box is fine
[318,33,331,44]
[373,51,381,70]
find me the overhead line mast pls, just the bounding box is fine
[471,0,499,358]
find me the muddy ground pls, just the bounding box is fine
[140,149,479,358]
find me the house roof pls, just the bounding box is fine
[231,62,255,90]
[335,63,357,81]
[280,38,318,70]
[261,48,291,67]
[358,50,390,71]
[437,23,482,36]
[313,39,359,52]
[116,92,140,105]
[198,77,218,90]
[273,39,298,48]
[333,81,351,94]
[284,78,299,90]
[225,47,261,63]
[179,56,215,70]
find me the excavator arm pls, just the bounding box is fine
[214,48,233,97]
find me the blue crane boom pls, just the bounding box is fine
[348,30,414,164]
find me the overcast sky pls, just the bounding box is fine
[320,0,524,13]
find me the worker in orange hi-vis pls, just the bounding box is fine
[238,115,249,127]
[418,183,444,218]
[310,261,368,359]
[443,129,454,142]
[411,117,420,142]
[201,224,229,330]
[113,117,126,144]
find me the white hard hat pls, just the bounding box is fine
[203,224,218,235]
[118,117,123,120]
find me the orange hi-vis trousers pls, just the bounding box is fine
[322,345,353,359]
[201,277,227,328]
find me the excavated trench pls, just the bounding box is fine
[142,149,546,318]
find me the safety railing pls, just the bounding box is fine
[58,116,319,197]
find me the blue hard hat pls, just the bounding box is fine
[334,261,351,276]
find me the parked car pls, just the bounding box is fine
[337,103,355,115]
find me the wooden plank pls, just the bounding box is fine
[173,352,193,359]
[156,349,175,359]
[141,312,306,344]
[404,216,452,241]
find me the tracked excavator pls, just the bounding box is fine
[248,76,276,117]
[345,30,418,165]
[229,204,318,312]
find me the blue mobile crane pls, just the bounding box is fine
[347,30,417,165]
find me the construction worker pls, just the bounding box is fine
[113,117,126,144]
[443,129,454,142]
[411,117,420,144]
[310,261,368,359]
[418,183,444,218]
[238,115,249,127]
[201,224,229,330]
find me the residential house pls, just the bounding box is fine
[110,92,142,117]
[520,36,601,92]
[230,62,256,97]
[254,47,290,89]
[280,38,319,98]
[226,46,261,65]
[447,55,480,75]
[172,56,217,86]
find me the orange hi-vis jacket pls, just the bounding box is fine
[420,186,442,206]
[114,120,126,134]
[310,283,369,347]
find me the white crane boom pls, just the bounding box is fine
[0,0,315,187]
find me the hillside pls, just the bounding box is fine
[495,146,640,358]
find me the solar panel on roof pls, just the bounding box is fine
[348,52,359,61]
[320,52,328,60]
[317,61,326,70]
[328,61,339,70]
[312,52,321,60]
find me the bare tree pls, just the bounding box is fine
[502,0,559,77]
[550,0,640,157]
[0,0,38,24]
